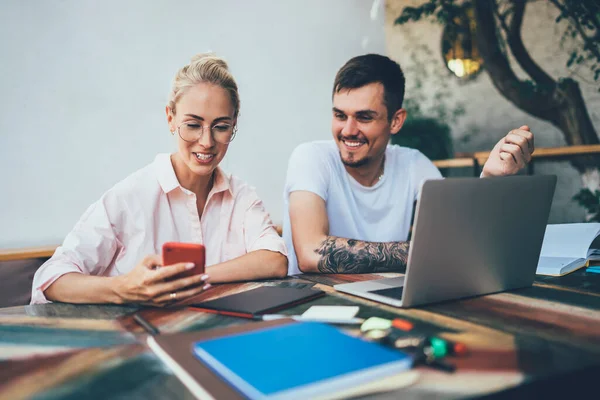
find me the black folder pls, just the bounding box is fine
[191,286,325,318]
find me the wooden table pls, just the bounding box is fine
[1,271,599,400]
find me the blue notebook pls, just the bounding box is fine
[192,322,412,399]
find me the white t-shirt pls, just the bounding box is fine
[283,140,442,275]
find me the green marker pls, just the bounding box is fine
[428,337,448,358]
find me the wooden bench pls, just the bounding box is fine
[433,144,600,175]
[0,246,57,307]
[0,246,58,262]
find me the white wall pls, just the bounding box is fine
[0,0,385,248]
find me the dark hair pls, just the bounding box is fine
[332,54,405,120]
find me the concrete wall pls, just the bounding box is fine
[385,0,600,223]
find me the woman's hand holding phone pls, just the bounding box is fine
[162,242,206,278]
[113,254,210,306]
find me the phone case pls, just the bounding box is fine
[162,242,206,278]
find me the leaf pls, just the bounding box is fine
[567,51,578,67]
[573,188,600,215]
[395,6,425,25]
[390,117,453,161]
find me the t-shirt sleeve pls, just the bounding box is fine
[412,150,443,201]
[284,143,330,201]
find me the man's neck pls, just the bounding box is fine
[344,154,385,187]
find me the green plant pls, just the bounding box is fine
[573,188,600,222]
[391,117,453,161]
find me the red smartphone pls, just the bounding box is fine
[162,242,206,279]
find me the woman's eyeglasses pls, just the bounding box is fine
[175,121,236,144]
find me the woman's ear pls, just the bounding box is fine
[166,106,176,133]
[390,108,407,136]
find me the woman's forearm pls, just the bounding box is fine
[206,250,288,283]
[44,251,288,302]
[44,272,123,304]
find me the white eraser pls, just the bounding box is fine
[301,306,360,320]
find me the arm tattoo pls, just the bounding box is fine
[315,237,410,273]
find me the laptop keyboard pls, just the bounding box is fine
[369,286,404,299]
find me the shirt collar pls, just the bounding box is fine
[211,166,233,196]
[154,153,233,196]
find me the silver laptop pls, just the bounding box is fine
[334,175,557,308]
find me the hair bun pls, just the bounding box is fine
[168,52,240,119]
[190,53,229,70]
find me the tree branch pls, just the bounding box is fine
[548,0,600,62]
[504,1,556,88]
[494,4,511,33]
[473,0,561,123]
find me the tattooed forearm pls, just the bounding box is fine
[315,237,409,273]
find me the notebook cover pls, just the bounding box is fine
[192,322,413,399]
[190,286,325,318]
[147,319,293,400]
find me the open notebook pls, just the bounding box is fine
[536,223,600,276]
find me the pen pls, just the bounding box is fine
[257,314,365,324]
[133,313,161,335]
[426,358,456,373]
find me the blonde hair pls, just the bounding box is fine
[168,53,240,119]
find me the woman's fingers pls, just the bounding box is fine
[125,256,210,305]
[149,262,196,283]
[152,282,212,305]
[151,273,210,297]
[140,254,163,269]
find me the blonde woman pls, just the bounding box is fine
[31,54,288,305]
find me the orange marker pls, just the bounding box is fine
[392,318,414,332]
[450,341,468,356]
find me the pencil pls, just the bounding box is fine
[133,313,161,335]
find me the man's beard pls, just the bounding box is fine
[340,152,370,168]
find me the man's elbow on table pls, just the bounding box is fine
[295,243,322,274]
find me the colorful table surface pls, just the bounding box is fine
[1,271,599,400]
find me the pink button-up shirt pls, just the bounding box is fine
[31,153,287,304]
